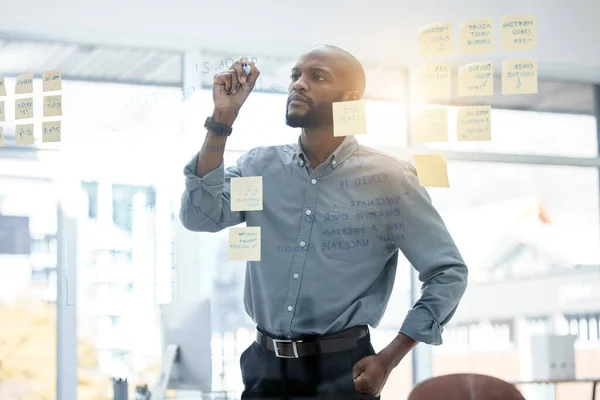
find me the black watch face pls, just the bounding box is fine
[215,126,224,135]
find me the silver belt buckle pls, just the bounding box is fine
[272,339,300,358]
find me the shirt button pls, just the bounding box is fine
[332,160,337,166]
[287,306,293,311]
[300,241,306,247]
[299,161,304,166]
[311,179,316,184]
[305,210,312,215]
[293,273,299,278]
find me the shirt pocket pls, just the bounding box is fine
[319,206,379,263]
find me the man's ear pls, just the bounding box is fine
[343,91,361,101]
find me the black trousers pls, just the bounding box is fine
[240,328,381,400]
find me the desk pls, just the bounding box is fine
[511,378,600,400]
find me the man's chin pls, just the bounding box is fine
[285,113,310,128]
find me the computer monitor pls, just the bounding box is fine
[151,299,212,399]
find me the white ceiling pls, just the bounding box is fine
[1,0,600,82]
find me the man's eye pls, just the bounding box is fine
[290,74,300,80]
[314,75,325,81]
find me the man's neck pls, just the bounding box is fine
[300,126,344,167]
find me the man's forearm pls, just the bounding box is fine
[195,108,237,177]
[378,333,419,370]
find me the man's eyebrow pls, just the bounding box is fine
[290,67,332,75]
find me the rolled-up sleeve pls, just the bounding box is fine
[397,163,468,345]
[179,152,246,232]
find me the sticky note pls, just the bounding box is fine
[15,98,34,120]
[15,124,34,145]
[458,61,493,97]
[413,154,449,188]
[413,107,448,143]
[231,176,263,211]
[457,106,491,141]
[15,73,34,94]
[416,63,451,99]
[419,22,453,58]
[502,59,538,95]
[0,101,4,121]
[0,127,5,147]
[42,70,62,92]
[228,227,261,261]
[0,76,5,96]
[43,95,62,117]
[460,18,494,53]
[501,15,536,50]
[332,100,367,137]
[42,120,61,142]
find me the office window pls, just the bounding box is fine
[565,313,600,342]
[81,182,99,219]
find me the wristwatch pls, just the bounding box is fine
[204,116,233,136]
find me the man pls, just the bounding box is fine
[180,45,468,399]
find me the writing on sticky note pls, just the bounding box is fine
[44,95,62,117]
[332,100,367,137]
[501,15,536,50]
[413,107,448,143]
[15,98,34,119]
[419,22,453,58]
[42,70,62,92]
[502,59,538,95]
[413,154,449,188]
[0,101,4,121]
[0,127,5,147]
[42,120,61,143]
[0,76,5,96]
[15,73,34,95]
[231,176,263,211]
[458,61,493,97]
[229,227,261,261]
[416,63,451,99]
[15,124,34,145]
[460,19,494,53]
[457,106,491,141]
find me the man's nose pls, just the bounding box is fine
[291,77,308,92]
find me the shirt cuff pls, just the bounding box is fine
[183,153,225,194]
[399,309,444,345]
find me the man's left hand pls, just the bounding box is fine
[352,354,393,397]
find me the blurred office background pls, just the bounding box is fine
[0,0,599,399]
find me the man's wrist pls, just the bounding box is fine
[212,107,237,126]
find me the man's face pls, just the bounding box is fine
[285,52,346,128]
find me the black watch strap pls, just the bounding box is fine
[204,117,233,136]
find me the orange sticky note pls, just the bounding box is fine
[15,73,33,95]
[332,100,367,137]
[0,127,5,147]
[42,69,62,92]
[416,63,452,99]
[42,120,61,143]
[413,107,448,143]
[460,18,494,53]
[229,227,261,261]
[413,154,449,188]
[15,98,34,120]
[0,76,6,96]
[231,176,263,211]
[502,59,538,95]
[457,106,491,141]
[501,15,536,51]
[419,22,453,58]
[43,95,62,117]
[15,124,34,145]
[458,61,493,97]
[0,100,4,121]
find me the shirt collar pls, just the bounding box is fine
[295,135,358,168]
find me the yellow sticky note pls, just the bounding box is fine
[419,22,453,58]
[0,101,4,121]
[228,227,261,261]
[231,176,263,211]
[416,63,452,99]
[502,59,538,95]
[0,76,5,96]
[0,127,5,147]
[15,73,34,95]
[332,100,367,137]
[15,124,34,145]
[501,15,536,51]
[413,154,449,188]
[43,95,62,117]
[458,61,493,97]
[460,18,494,53]
[42,120,61,143]
[15,97,34,120]
[457,106,491,141]
[42,70,62,92]
[414,107,448,143]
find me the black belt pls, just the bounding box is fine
[255,325,368,358]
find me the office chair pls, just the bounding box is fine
[407,373,526,400]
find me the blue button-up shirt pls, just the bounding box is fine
[180,135,468,344]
